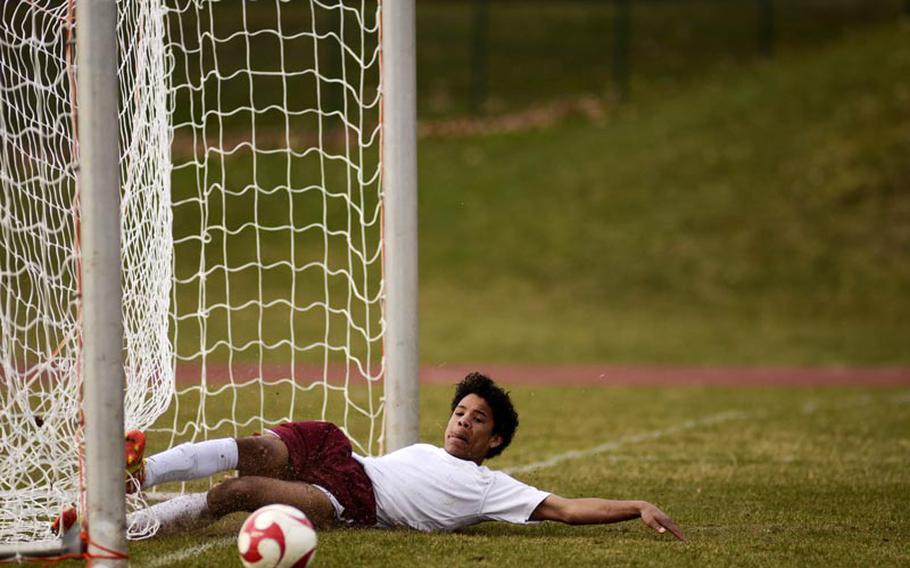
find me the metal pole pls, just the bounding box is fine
[77,0,127,565]
[382,0,420,452]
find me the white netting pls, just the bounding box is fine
[0,0,383,546]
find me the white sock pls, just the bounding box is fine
[129,493,212,536]
[143,438,239,488]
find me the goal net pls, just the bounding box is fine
[1,0,390,547]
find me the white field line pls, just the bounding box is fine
[145,536,233,568]
[503,410,747,476]
[504,393,907,477]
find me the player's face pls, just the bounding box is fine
[444,393,502,465]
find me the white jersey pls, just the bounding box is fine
[354,443,550,532]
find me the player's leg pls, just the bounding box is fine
[119,436,301,536]
[206,476,336,529]
[235,434,291,479]
[139,436,238,489]
[138,433,290,490]
[55,432,297,535]
[128,493,215,536]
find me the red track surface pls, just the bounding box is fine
[175,363,910,387]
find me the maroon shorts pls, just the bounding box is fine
[269,421,376,527]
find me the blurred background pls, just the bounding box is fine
[411,0,910,366]
[416,0,907,115]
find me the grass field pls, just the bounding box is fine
[107,382,909,567]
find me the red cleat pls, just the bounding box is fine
[51,507,78,535]
[125,429,146,493]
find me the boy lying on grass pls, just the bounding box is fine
[63,372,685,541]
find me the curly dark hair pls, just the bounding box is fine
[450,372,519,459]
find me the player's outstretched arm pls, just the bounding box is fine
[530,495,687,542]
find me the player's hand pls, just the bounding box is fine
[639,502,687,542]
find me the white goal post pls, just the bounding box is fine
[78,0,128,563]
[0,0,417,562]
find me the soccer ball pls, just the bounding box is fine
[237,504,317,568]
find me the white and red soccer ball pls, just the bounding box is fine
[237,504,317,568]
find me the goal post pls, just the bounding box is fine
[77,0,128,564]
[0,0,417,560]
[381,0,420,453]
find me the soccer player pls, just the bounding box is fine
[110,373,685,540]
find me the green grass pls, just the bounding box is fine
[101,383,910,567]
